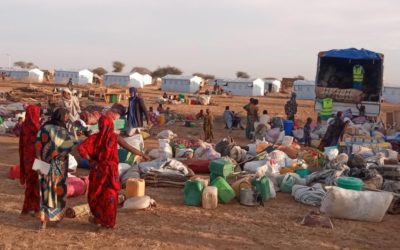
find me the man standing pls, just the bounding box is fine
[67,78,73,91]
[126,87,149,136]
[285,93,298,121]
[59,88,81,138]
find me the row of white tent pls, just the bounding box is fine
[160,76,283,96]
[1,68,399,103]
[0,68,153,88]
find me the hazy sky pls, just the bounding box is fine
[1,0,400,84]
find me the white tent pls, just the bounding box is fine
[142,74,152,85]
[54,69,93,84]
[211,78,264,96]
[293,80,315,100]
[161,75,203,93]
[104,72,150,88]
[9,68,44,83]
[383,85,400,104]
[264,79,281,93]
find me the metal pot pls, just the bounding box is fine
[240,188,258,206]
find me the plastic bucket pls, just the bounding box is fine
[295,168,311,178]
[283,120,294,136]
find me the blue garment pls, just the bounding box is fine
[127,87,138,129]
[353,82,363,90]
[223,110,234,129]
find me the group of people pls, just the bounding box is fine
[18,86,151,230]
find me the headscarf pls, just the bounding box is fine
[127,87,138,128]
[43,107,68,128]
[22,105,41,134]
[92,115,117,161]
[78,115,118,161]
[61,88,80,121]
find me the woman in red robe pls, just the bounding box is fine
[19,105,41,216]
[78,115,120,228]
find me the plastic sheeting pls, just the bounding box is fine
[321,48,382,60]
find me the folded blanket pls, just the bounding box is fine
[292,183,326,206]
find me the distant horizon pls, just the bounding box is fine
[1,0,399,85]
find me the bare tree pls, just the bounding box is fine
[151,66,182,78]
[92,67,108,76]
[236,71,250,78]
[112,61,125,72]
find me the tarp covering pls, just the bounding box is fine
[320,48,383,60]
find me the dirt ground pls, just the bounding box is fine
[1,81,400,250]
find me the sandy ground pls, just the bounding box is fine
[1,81,400,249]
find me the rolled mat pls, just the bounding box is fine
[65,204,90,218]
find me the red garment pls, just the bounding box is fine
[78,115,120,228]
[19,105,41,213]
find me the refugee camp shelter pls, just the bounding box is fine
[161,75,203,93]
[104,72,150,88]
[212,78,264,96]
[54,69,93,84]
[293,80,316,100]
[383,85,400,104]
[131,72,152,88]
[263,79,281,93]
[8,68,44,83]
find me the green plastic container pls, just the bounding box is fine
[209,159,235,177]
[184,180,205,206]
[90,119,126,131]
[280,174,296,193]
[295,168,311,178]
[336,177,364,191]
[211,177,235,204]
[209,172,221,184]
[110,94,118,103]
[118,148,129,163]
[251,176,270,202]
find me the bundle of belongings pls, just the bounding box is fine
[139,159,194,188]
[315,86,363,103]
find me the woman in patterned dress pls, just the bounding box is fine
[35,108,75,230]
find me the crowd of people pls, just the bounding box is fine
[15,84,355,231]
[18,86,151,230]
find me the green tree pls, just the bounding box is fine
[192,72,215,80]
[92,67,108,76]
[151,66,182,78]
[14,61,27,69]
[112,61,125,72]
[294,75,306,80]
[236,71,250,78]
[26,62,37,69]
[131,67,152,75]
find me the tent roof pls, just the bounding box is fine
[319,48,383,60]
[105,72,133,77]
[294,80,315,86]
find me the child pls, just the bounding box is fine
[304,117,312,147]
[148,107,157,125]
[13,117,23,137]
